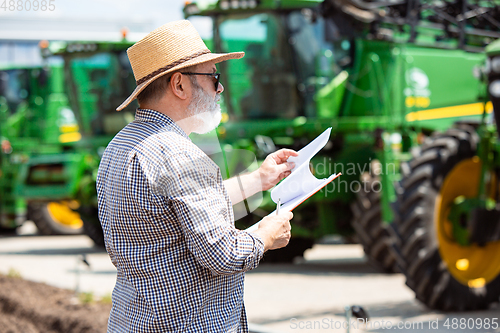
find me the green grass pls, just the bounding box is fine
[78,292,94,304]
[7,268,22,278]
[100,293,112,304]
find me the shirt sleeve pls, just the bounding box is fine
[148,151,265,276]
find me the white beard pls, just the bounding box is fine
[187,86,222,135]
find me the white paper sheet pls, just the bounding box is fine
[270,128,332,204]
[245,173,340,233]
[245,128,340,233]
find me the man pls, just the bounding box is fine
[97,20,297,332]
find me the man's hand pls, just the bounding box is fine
[258,149,298,191]
[223,149,298,205]
[253,212,293,251]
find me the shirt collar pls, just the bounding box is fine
[135,108,190,140]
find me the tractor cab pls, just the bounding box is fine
[187,1,352,122]
[42,41,137,142]
[213,10,351,120]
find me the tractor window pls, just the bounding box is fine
[287,10,333,117]
[66,51,137,136]
[216,11,352,120]
[0,69,30,115]
[287,10,353,117]
[217,13,299,120]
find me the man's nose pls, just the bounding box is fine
[217,82,224,94]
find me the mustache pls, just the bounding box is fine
[215,94,221,103]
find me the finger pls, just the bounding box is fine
[279,216,289,225]
[278,169,293,179]
[277,148,299,158]
[271,149,299,163]
[281,220,291,231]
[275,162,295,175]
[279,170,292,180]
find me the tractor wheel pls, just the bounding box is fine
[78,206,105,247]
[0,214,18,235]
[351,168,396,273]
[0,226,17,235]
[390,126,500,311]
[28,201,83,235]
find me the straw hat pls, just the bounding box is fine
[116,20,244,111]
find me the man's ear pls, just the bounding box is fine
[170,72,188,100]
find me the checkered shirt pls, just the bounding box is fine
[97,108,265,332]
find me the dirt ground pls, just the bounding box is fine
[0,274,111,333]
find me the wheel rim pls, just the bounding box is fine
[46,201,84,229]
[435,157,500,288]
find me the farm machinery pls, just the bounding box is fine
[0,62,86,235]
[0,41,137,239]
[2,0,500,311]
[183,0,500,310]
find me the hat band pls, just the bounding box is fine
[136,49,211,85]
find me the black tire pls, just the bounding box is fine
[78,206,105,247]
[351,171,396,273]
[0,226,17,235]
[0,214,18,235]
[28,202,83,235]
[261,237,314,263]
[389,126,500,311]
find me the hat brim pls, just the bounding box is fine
[116,51,244,111]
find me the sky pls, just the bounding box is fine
[0,0,214,38]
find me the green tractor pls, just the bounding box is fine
[183,0,500,309]
[0,38,217,242]
[0,62,85,235]
[389,39,500,311]
[8,0,499,310]
[30,41,139,243]
[0,40,140,237]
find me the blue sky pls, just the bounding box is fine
[0,0,184,24]
[0,0,214,38]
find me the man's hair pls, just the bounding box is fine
[137,65,199,107]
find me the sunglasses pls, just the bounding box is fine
[180,72,221,91]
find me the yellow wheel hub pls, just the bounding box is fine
[435,157,500,288]
[46,201,83,229]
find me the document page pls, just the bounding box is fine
[246,128,340,233]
